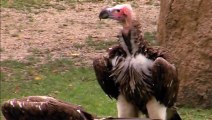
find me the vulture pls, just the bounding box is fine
[1,96,150,120]
[1,96,94,120]
[93,4,181,120]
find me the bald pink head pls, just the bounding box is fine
[99,4,134,21]
[99,4,135,34]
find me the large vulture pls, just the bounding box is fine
[93,4,181,120]
[1,96,150,120]
[1,96,94,120]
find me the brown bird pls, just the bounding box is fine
[1,96,151,120]
[1,96,94,120]
[93,4,181,120]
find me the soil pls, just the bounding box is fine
[0,0,160,66]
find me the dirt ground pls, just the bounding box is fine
[0,0,160,66]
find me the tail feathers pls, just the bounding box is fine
[167,107,181,120]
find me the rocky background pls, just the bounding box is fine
[158,0,212,108]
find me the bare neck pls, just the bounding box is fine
[122,12,135,35]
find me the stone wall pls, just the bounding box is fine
[157,0,212,108]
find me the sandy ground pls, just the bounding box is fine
[0,0,160,66]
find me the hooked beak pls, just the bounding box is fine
[99,9,110,20]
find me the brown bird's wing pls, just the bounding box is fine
[1,96,94,120]
[151,57,181,120]
[152,57,179,107]
[93,56,120,99]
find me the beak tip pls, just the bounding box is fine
[99,9,109,20]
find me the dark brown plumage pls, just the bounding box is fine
[1,96,94,120]
[1,96,151,120]
[94,4,181,120]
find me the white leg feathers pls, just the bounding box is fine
[117,94,139,118]
[146,97,167,120]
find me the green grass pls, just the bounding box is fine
[0,0,128,11]
[144,31,157,45]
[0,59,116,119]
[0,0,49,10]
[0,0,104,10]
[179,108,212,120]
[73,43,86,49]
[86,35,118,50]
[1,59,212,120]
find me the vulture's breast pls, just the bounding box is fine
[111,54,154,82]
[130,54,153,76]
[111,53,155,108]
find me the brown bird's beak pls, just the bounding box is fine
[99,9,110,20]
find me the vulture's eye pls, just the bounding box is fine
[116,9,120,12]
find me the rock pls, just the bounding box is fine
[157,0,212,108]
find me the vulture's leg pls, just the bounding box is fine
[117,94,139,118]
[146,97,167,120]
[93,56,119,99]
[147,57,180,120]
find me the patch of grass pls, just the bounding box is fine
[0,59,116,119]
[179,108,212,120]
[0,60,29,82]
[86,35,117,50]
[38,58,74,73]
[73,43,85,49]
[25,55,41,65]
[1,59,212,119]
[1,60,26,69]
[86,35,96,46]
[0,0,49,10]
[25,48,43,65]
[144,31,157,45]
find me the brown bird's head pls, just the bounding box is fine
[99,4,135,34]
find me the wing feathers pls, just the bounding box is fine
[1,96,94,120]
[93,57,119,99]
[152,57,180,107]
